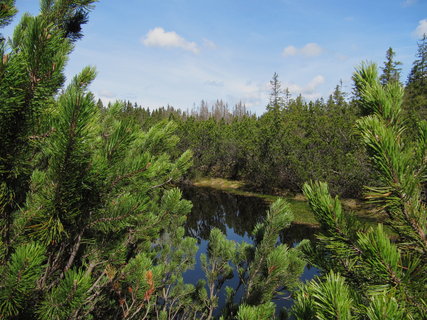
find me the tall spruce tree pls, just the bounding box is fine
[380,47,401,85]
[405,35,427,122]
[268,72,284,111]
[407,35,427,91]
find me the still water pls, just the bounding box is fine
[181,186,319,316]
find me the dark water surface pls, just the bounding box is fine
[181,186,319,316]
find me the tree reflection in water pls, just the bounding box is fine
[182,186,317,244]
[183,186,267,242]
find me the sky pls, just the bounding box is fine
[3,0,427,114]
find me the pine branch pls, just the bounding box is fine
[63,229,84,275]
[28,128,56,140]
[111,164,150,189]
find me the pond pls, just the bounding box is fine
[181,186,319,316]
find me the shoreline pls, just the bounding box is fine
[186,177,381,226]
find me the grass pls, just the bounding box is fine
[193,178,246,190]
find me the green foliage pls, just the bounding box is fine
[0,10,72,251]
[119,253,163,315]
[293,271,354,320]
[355,65,427,254]
[301,181,363,276]
[0,243,46,318]
[405,35,427,132]
[13,1,427,318]
[236,302,275,320]
[153,226,199,319]
[25,67,99,244]
[357,224,403,284]
[0,2,206,319]
[191,198,306,319]
[203,229,236,279]
[170,85,370,196]
[113,225,199,319]
[0,0,17,30]
[40,0,97,41]
[244,199,300,305]
[365,292,407,320]
[121,79,370,198]
[293,63,427,319]
[201,228,236,319]
[37,269,92,320]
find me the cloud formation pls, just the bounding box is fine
[306,75,325,92]
[284,75,325,99]
[282,43,323,57]
[415,19,427,38]
[142,27,199,53]
[283,45,298,56]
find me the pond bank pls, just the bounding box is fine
[189,177,381,226]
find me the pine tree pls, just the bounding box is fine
[407,36,427,91]
[405,35,427,122]
[380,47,401,85]
[268,72,284,111]
[200,228,236,320]
[0,7,72,257]
[39,0,97,41]
[292,63,427,318]
[0,2,198,319]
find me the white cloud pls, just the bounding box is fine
[306,75,325,92]
[415,19,427,38]
[283,45,298,56]
[300,43,323,57]
[142,27,199,54]
[220,80,269,113]
[282,43,323,57]
[283,75,325,99]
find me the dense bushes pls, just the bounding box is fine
[121,87,372,198]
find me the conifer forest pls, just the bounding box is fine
[0,1,427,319]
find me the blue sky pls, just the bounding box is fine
[4,0,427,114]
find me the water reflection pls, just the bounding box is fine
[182,186,268,242]
[182,186,317,245]
[181,186,319,316]
[280,223,318,247]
